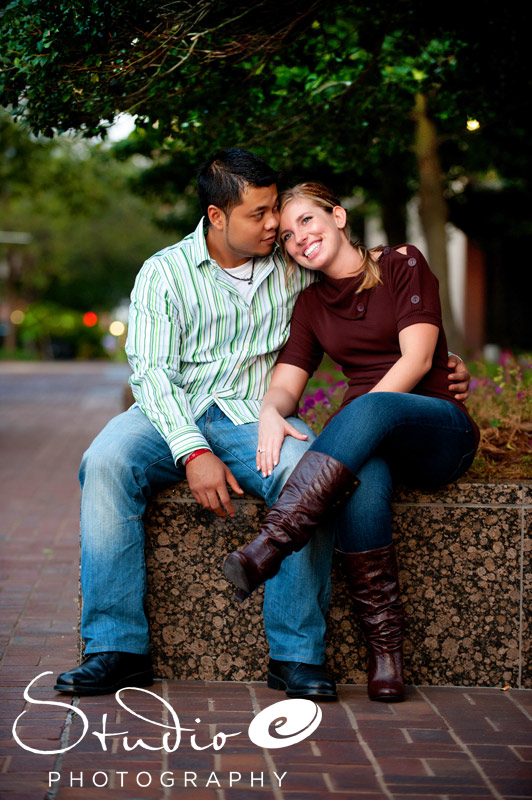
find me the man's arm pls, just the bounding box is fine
[447,354,471,401]
[126,258,242,518]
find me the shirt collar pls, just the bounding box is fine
[191,217,213,268]
[192,216,283,272]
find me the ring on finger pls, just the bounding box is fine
[257,448,266,453]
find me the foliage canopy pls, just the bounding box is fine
[2,1,530,176]
[2,1,532,349]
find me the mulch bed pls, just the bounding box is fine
[468,423,532,480]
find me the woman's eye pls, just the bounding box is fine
[282,233,292,242]
[302,216,311,224]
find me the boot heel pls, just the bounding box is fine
[267,672,286,691]
[223,553,254,594]
[234,588,250,603]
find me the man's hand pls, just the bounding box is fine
[447,354,471,401]
[186,452,243,519]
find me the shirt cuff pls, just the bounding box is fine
[166,426,212,465]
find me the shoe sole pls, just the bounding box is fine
[54,670,154,696]
[369,692,405,703]
[223,554,254,595]
[267,671,338,700]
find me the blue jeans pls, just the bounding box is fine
[310,393,477,553]
[79,405,333,663]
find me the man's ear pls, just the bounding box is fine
[332,205,347,230]
[207,205,225,230]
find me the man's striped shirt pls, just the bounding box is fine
[126,219,315,464]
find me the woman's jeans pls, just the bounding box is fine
[309,393,477,553]
[79,405,333,663]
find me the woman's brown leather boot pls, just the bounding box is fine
[338,543,405,702]
[223,450,357,600]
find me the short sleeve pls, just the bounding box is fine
[276,289,324,375]
[386,245,442,333]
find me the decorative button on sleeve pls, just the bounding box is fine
[411,295,420,304]
[408,258,417,267]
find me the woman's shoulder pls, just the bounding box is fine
[375,243,430,279]
[373,243,424,262]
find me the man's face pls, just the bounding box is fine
[223,183,279,260]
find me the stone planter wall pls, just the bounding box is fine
[143,482,531,688]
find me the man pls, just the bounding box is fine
[55,148,470,699]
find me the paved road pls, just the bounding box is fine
[0,361,131,798]
[1,360,531,800]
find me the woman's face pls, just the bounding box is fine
[279,197,347,274]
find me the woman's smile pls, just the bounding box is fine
[303,240,322,259]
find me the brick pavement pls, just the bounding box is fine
[1,361,531,800]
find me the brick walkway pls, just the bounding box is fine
[1,361,531,800]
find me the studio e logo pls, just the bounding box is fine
[12,671,323,755]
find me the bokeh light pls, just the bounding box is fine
[10,309,25,324]
[83,311,98,327]
[109,320,126,337]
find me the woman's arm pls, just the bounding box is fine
[369,322,439,394]
[257,363,310,476]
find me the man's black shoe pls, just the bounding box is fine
[54,652,154,696]
[267,659,337,700]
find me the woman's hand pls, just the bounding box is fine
[256,363,310,476]
[257,407,308,477]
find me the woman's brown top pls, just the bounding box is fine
[277,244,479,443]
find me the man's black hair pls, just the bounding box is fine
[197,148,279,220]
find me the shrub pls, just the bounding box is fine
[464,352,532,480]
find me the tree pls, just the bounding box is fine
[0,113,182,350]
[3,1,532,349]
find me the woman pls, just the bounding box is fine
[223,182,479,701]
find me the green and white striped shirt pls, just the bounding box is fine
[126,219,315,464]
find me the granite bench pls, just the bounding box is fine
[142,481,531,689]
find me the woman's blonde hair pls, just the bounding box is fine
[279,182,382,293]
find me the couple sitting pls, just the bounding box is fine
[55,149,477,703]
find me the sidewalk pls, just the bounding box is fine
[1,360,531,800]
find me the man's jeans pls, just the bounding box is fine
[79,405,333,664]
[311,393,478,554]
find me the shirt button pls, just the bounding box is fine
[383,246,391,255]
[408,257,417,267]
[356,303,365,312]
[411,295,420,304]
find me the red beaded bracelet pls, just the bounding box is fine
[184,448,211,466]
